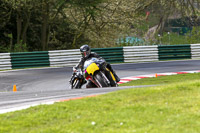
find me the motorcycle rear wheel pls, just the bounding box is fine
[106,70,118,87]
[94,72,109,87]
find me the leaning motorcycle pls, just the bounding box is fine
[84,57,117,88]
[69,57,118,89]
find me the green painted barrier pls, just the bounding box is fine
[11,51,50,69]
[158,45,191,61]
[91,47,124,63]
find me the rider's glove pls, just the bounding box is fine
[73,67,77,72]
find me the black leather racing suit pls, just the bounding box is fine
[75,52,100,71]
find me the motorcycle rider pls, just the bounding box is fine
[73,44,120,88]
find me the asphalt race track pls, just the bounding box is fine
[1,60,200,113]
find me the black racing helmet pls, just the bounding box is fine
[80,45,91,58]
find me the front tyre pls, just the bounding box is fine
[71,78,81,89]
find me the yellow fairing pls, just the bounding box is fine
[106,68,116,81]
[86,63,99,75]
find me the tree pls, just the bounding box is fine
[0,0,13,52]
[0,0,199,52]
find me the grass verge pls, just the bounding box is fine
[119,73,200,86]
[0,74,200,133]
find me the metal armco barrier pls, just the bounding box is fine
[1,44,200,71]
[48,49,81,67]
[158,45,191,60]
[10,51,50,69]
[91,47,124,63]
[48,47,124,67]
[190,44,200,59]
[123,46,158,62]
[0,53,12,70]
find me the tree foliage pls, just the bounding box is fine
[0,0,199,52]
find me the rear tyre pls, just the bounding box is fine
[94,72,109,87]
[105,70,117,87]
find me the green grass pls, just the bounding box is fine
[157,32,189,45]
[0,74,200,133]
[120,73,200,86]
[159,31,200,45]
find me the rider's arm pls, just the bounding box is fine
[92,52,101,58]
[90,52,104,61]
[74,57,85,70]
[93,52,105,62]
[75,52,101,71]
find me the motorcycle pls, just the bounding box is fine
[84,57,118,88]
[69,57,118,89]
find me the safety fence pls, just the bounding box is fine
[1,44,200,70]
[190,44,200,59]
[92,47,124,63]
[48,47,124,67]
[0,53,12,70]
[49,49,81,67]
[123,46,158,62]
[158,45,191,60]
[10,51,50,69]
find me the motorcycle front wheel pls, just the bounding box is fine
[71,78,81,89]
